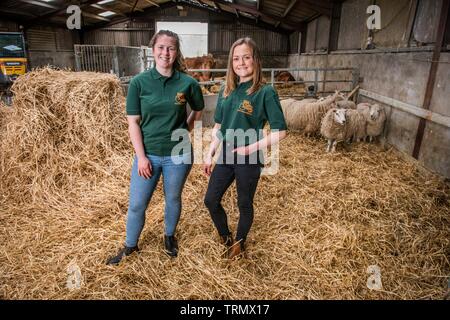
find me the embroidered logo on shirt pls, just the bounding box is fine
[175,92,186,105]
[237,99,253,116]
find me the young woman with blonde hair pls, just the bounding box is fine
[203,37,287,259]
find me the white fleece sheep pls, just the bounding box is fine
[320,108,347,152]
[357,102,371,110]
[365,103,386,142]
[281,92,344,136]
[280,98,298,122]
[336,99,356,109]
[344,109,367,142]
[280,98,317,118]
[280,98,318,133]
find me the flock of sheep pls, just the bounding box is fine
[280,92,386,152]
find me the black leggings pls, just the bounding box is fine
[204,163,261,242]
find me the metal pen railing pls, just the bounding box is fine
[188,67,359,97]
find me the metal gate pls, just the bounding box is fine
[74,45,153,78]
[190,67,360,98]
[264,67,360,97]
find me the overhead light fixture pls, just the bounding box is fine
[177,5,184,10]
[98,11,116,17]
[97,0,115,4]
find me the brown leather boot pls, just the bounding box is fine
[228,241,244,260]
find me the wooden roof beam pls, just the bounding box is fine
[23,0,100,27]
[211,0,304,30]
[107,0,144,12]
[141,0,160,7]
[300,0,332,16]
[19,0,59,10]
[0,7,37,18]
[90,4,127,17]
[181,0,291,34]
[82,11,111,22]
[197,0,220,12]
[283,0,298,18]
[84,0,176,31]
[211,1,221,12]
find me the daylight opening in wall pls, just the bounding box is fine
[156,22,208,58]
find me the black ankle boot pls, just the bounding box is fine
[106,245,138,265]
[220,233,233,247]
[164,235,178,257]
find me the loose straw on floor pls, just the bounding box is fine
[0,68,449,300]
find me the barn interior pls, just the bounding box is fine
[0,0,449,300]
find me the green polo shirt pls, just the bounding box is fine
[126,68,204,156]
[214,81,287,147]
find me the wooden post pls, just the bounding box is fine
[412,0,449,159]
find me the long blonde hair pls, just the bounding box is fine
[149,30,187,73]
[223,37,264,98]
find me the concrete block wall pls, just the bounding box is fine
[336,0,442,50]
[418,52,450,178]
[338,0,371,50]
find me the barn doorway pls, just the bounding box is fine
[156,22,208,58]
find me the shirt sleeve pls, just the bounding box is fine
[188,81,205,111]
[213,87,224,124]
[263,86,287,131]
[126,79,141,116]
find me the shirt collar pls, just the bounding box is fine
[237,79,253,90]
[150,67,180,80]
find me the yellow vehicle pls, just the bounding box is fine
[0,32,27,103]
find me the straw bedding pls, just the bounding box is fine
[275,83,306,97]
[0,68,449,300]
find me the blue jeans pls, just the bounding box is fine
[125,153,192,247]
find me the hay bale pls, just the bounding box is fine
[0,67,128,204]
[201,85,211,95]
[209,84,221,94]
[0,101,12,128]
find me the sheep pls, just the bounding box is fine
[320,108,347,152]
[336,99,356,109]
[365,103,386,142]
[344,109,367,142]
[280,98,316,132]
[301,92,343,135]
[357,102,371,110]
[280,98,317,112]
[281,91,344,136]
[280,98,299,124]
[300,98,319,104]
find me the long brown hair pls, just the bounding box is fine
[223,37,264,98]
[149,30,187,73]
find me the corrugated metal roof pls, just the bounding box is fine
[0,0,335,33]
